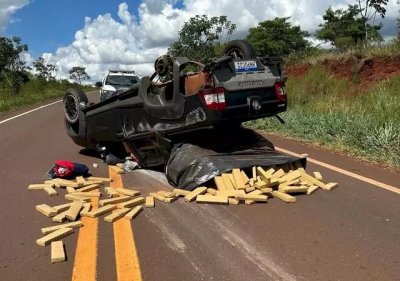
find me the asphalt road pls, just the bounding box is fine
[0,92,399,281]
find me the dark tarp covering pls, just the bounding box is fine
[165,127,306,190]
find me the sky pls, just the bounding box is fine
[0,0,399,81]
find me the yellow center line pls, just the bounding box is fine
[275,146,400,195]
[71,194,99,281]
[110,167,143,281]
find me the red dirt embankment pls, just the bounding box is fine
[286,57,400,88]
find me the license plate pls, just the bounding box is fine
[234,60,257,72]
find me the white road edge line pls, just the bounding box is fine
[275,146,400,195]
[0,100,62,125]
[2,101,397,195]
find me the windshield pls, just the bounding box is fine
[105,75,138,86]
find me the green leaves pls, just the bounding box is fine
[68,66,91,84]
[33,57,56,81]
[316,2,385,49]
[0,36,30,93]
[0,36,28,74]
[246,17,311,57]
[168,15,236,62]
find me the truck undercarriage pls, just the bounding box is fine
[63,40,305,188]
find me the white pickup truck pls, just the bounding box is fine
[97,70,140,101]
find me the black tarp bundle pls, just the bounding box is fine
[165,127,306,190]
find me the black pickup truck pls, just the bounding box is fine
[63,40,287,167]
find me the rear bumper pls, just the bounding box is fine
[220,99,286,121]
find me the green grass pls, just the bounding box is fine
[0,79,92,113]
[285,41,400,66]
[246,65,400,168]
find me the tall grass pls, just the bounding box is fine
[0,79,92,113]
[247,66,400,168]
[286,41,400,66]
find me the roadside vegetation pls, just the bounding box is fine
[243,0,400,169]
[0,36,92,114]
[246,65,400,168]
[0,79,91,113]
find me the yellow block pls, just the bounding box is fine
[28,184,52,190]
[232,169,245,190]
[99,196,130,206]
[125,206,143,220]
[241,171,250,185]
[206,188,218,195]
[196,195,228,204]
[87,176,112,182]
[51,241,66,263]
[75,184,100,193]
[117,197,145,208]
[245,186,255,193]
[65,201,84,221]
[257,167,275,183]
[279,186,308,194]
[41,221,83,235]
[145,196,155,208]
[184,187,207,202]
[214,176,226,191]
[235,194,268,202]
[35,204,57,217]
[157,190,176,198]
[173,188,191,196]
[313,171,323,181]
[36,227,74,246]
[216,190,245,197]
[44,185,57,196]
[271,191,296,203]
[307,185,319,195]
[228,198,239,205]
[149,192,166,202]
[221,174,235,190]
[86,204,116,218]
[322,182,338,191]
[300,172,326,189]
[104,208,131,223]
[271,169,285,179]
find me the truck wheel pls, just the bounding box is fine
[224,40,256,59]
[154,55,172,76]
[63,88,88,124]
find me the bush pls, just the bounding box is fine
[246,66,400,168]
[0,78,92,113]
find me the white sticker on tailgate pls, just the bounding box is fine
[234,60,257,72]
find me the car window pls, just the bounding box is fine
[105,75,138,86]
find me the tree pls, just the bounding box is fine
[33,57,56,81]
[246,17,311,57]
[0,36,29,93]
[356,0,388,42]
[168,15,236,62]
[68,66,90,84]
[316,5,382,49]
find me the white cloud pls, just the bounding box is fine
[43,3,167,81]
[37,0,400,81]
[0,0,30,32]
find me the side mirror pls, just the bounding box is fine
[95,82,102,87]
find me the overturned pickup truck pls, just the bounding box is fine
[63,40,288,167]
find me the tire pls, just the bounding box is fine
[154,55,172,76]
[224,40,256,59]
[63,88,88,124]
